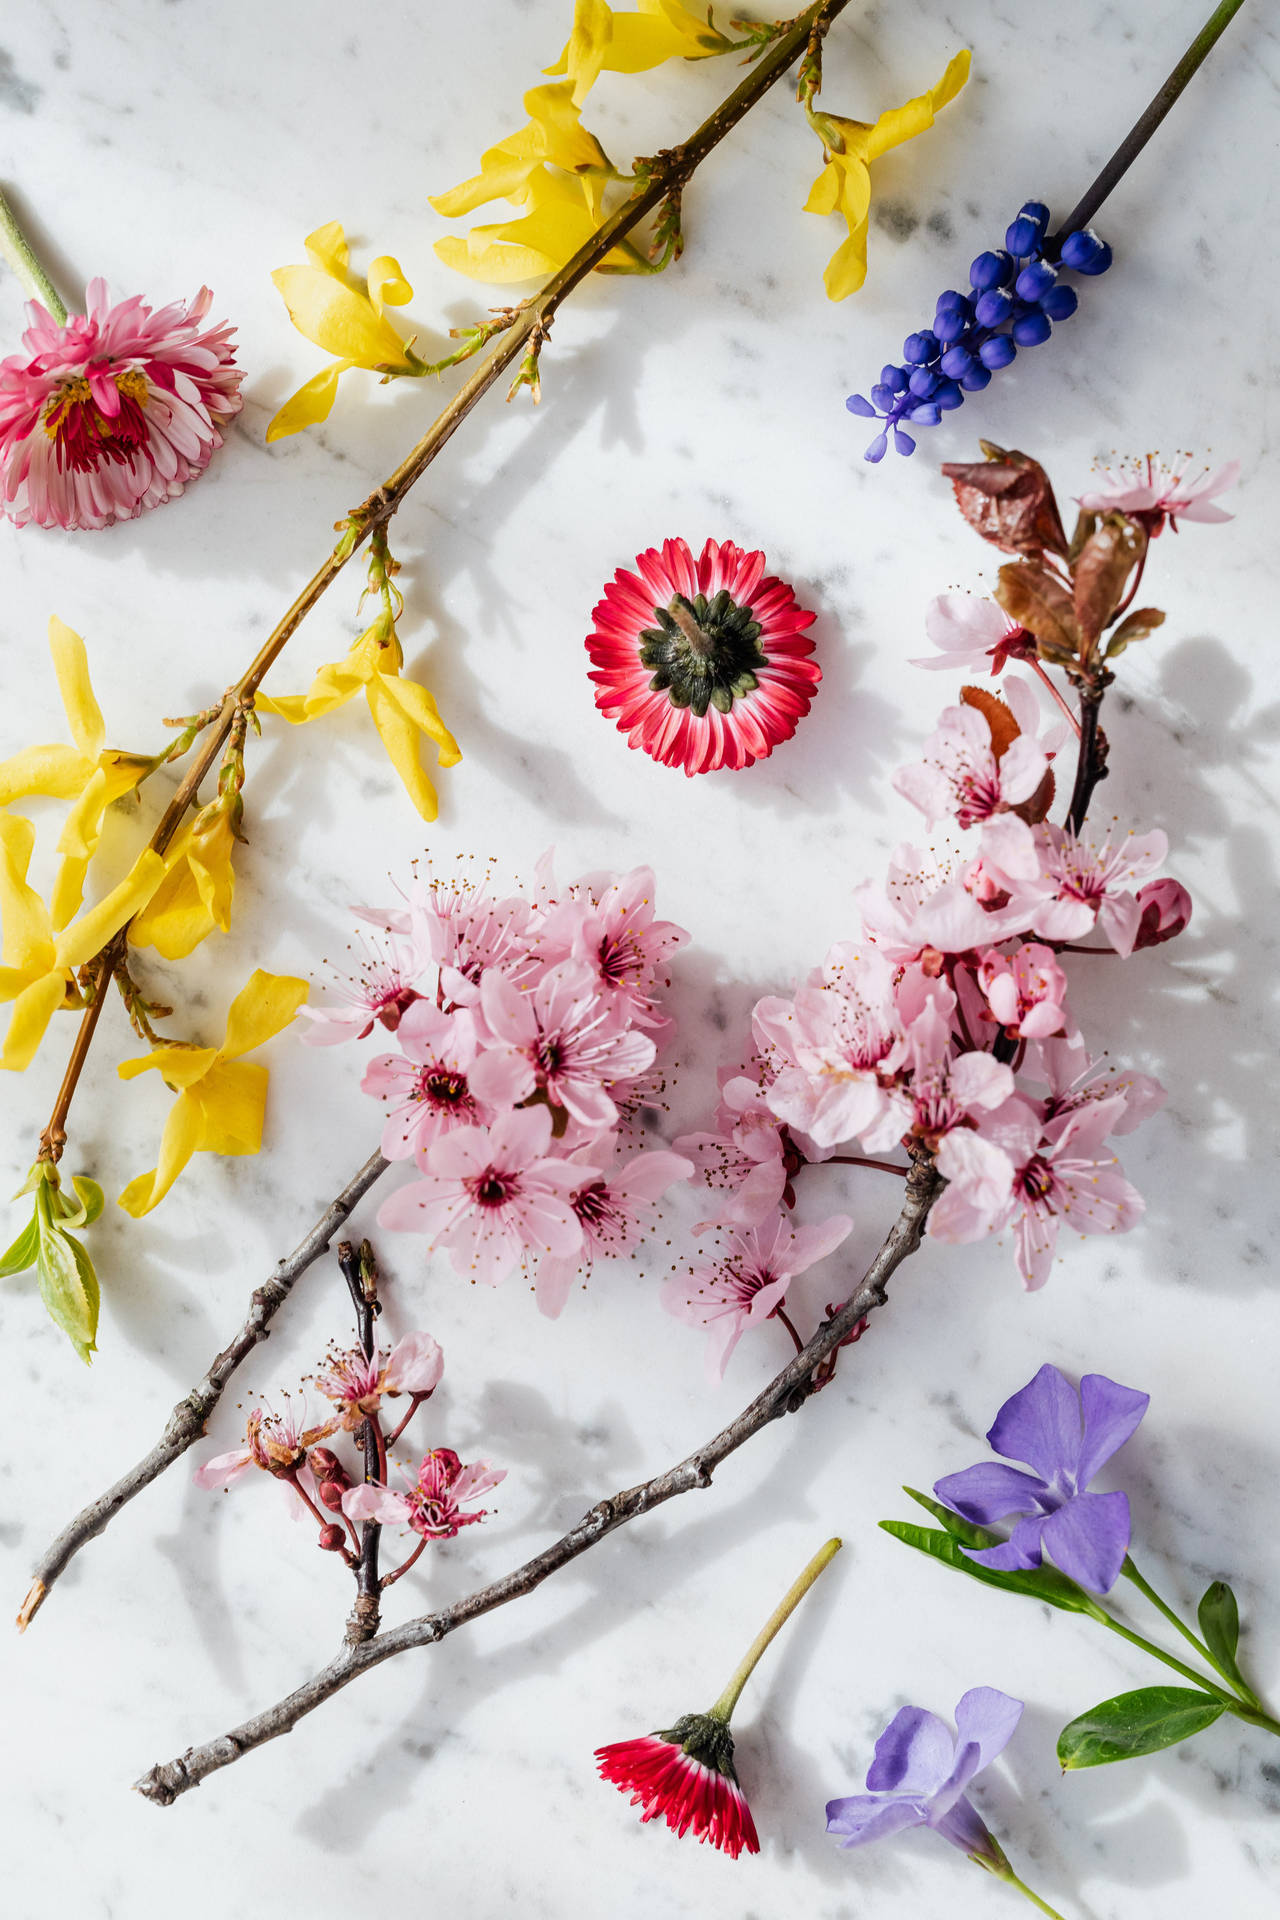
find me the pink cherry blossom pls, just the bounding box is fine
[377,1105,590,1287]
[536,864,690,1031]
[192,1402,332,1516]
[1077,456,1238,533]
[1132,878,1192,949]
[662,1211,853,1380]
[471,960,657,1130]
[298,923,425,1046]
[856,845,1030,965]
[362,1004,493,1161]
[410,877,535,1006]
[343,1448,506,1539]
[675,1069,804,1230]
[534,1145,693,1317]
[1026,1037,1166,1139]
[893,687,1050,831]
[978,943,1069,1040]
[993,821,1169,958]
[929,1095,1144,1289]
[911,593,1033,674]
[898,993,1015,1146]
[760,944,902,1150]
[310,1331,444,1430]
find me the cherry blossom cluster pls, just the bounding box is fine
[194,1323,504,1577]
[302,857,695,1316]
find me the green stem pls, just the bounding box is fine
[707,1537,841,1722]
[0,188,68,324]
[1052,0,1247,240]
[992,1862,1071,1920]
[1093,1605,1280,1732]
[1121,1558,1263,1707]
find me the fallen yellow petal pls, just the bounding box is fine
[47,617,106,763]
[1,971,68,1072]
[266,361,349,444]
[220,969,309,1062]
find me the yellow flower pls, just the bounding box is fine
[127,797,240,961]
[435,164,640,284]
[267,223,419,442]
[117,969,308,1217]
[0,617,151,929]
[0,812,164,1072]
[430,81,614,223]
[256,622,461,821]
[546,0,731,102]
[804,51,971,301]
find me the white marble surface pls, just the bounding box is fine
[2,2,1279,1915]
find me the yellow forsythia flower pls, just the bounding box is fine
[430,82,613,223]
[434,164,640,284]
[128,796,239,961]
[267,222,419,442]
[804,51,971,300]
[256,623,461,822]
[0,617,151,930]
[117,969,308,1217]
[0,813,164,1071]
[546,0,732,102]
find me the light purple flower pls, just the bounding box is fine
[934,1362,1149,1593]
[826,1687,1022,1864]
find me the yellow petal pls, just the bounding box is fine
[545,0,614,101]
[187,1061,270,1154]
[220,968,309,1062]
[862,50,971,164]
[366,255,413,317]
[47,617,106,761]
[803,158,842,220]
[50,770,110,932]
[126,808,236,961]
[823,224,871,301]
[0,812,54,971]
[430,157,541,221]
[364,678,441,820]
[271,265,412,370]
[117,1088,206,1217]
[304,222,351,277]
[118,1043,220,1088]
[252,692,314,724]
[56,848,166,971]
[603,5,717,71]
[266,361,348,444]
[0,970,68,1072]
[523,82,612,174]
[434,233,559,285]
[372,667,463,766]
[436,168,621,283]
[256,640,370,723]
[0,743,96,805]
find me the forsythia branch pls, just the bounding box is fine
[132,1155,940,1805]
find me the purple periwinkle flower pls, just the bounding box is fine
[934,1363,1149,1593]
[826,1687,1022,1864]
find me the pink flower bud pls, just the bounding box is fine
[319,1479,349,1512]
[1132,878,1192,949]
[310,1447,345,1480]
[317,1524,346,1552]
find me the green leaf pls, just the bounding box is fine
[49,1173,105,1231]
[1057,1686,1225,1769]
[1198,1581,1242,1675]
[0,1212,40,1278]
[901,1487,1003,1551]
[879,1520,1109,1620]
[36,1222,99,1365]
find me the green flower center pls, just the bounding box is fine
[639,590,765,718]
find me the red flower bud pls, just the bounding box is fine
[319,1479,349,1512]
[1132,878,1191,950]
[310,1447,344,1479]
[317,1524,346,1552]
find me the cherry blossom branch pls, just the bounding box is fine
[29,0,852,1171]
[133,1154,940,1806]
[338,1239,385,1642]
[1065,681,1109,834]
[16,1150,389,1631]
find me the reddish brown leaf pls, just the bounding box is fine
[1012,768,1055,825]
[1072,515,1147,653]
[941,448,1069,558]
[1105,606,1166,658]
[960,684,1020,760]
[994,561,1078,660]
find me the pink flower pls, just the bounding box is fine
[377,1105,590,1287]
[1027,1037,1166,1139]
[856,844,1030,965]
[471,961,656,1131]
[1077,456,1238,534]
[362,1003,490,1161]
[898,993,1015,1146]
[1132,877,1192,950]
[929,1095,1145,1289]
[192,1402,333,1517]
[298,925,425,1046]
[596,1723,760,1858]
[662,1211,853,1380]
[343,1448,506,1539]
[675,1072,794,1229]
[893,680,1050,831]
[911,593,1033,674]
[586,537,820,775]
[536,864,690,1031]
[409,877,535,1006]
[310,1330,444,1430]
[978,943,1068,1040]
[0,281,243,530]
[534,1145,693,1318]
[759,945,902,1150]
[990,820,1169,958]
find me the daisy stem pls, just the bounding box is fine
[708,1536,841,1723]
[1121,1557,1265,1709]
[0,187,67,325]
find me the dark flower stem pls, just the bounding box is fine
[338,1240,385,1644]
[1051,0,1246,242]
[1065,686,1107,834]
[825,1155,909,1176]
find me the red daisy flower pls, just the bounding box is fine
[586,537,820,776]
[595,1714,760,1858]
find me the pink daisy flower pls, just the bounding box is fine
[586,537,820,775]
[0,280,243,531]
[343,1447,506,1540]
[595,1719,760,1858]
[376,1105,590,1286]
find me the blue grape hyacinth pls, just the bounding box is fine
[847,202,1113,462]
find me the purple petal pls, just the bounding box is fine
[931,1792,1000,1862]
[986,1363,1082,1484]
[846,392,878,418]
[964,1512,1048,1572]
[866,1705,955,1795]
[864,431,889,464]
[1040,1490,1131,1593]
[892,426,917,456]
[1075,1374,1149,1488]
[952,1687,1024,1773]
[826,1795,925,1848]
[934,1461,1052,1526]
